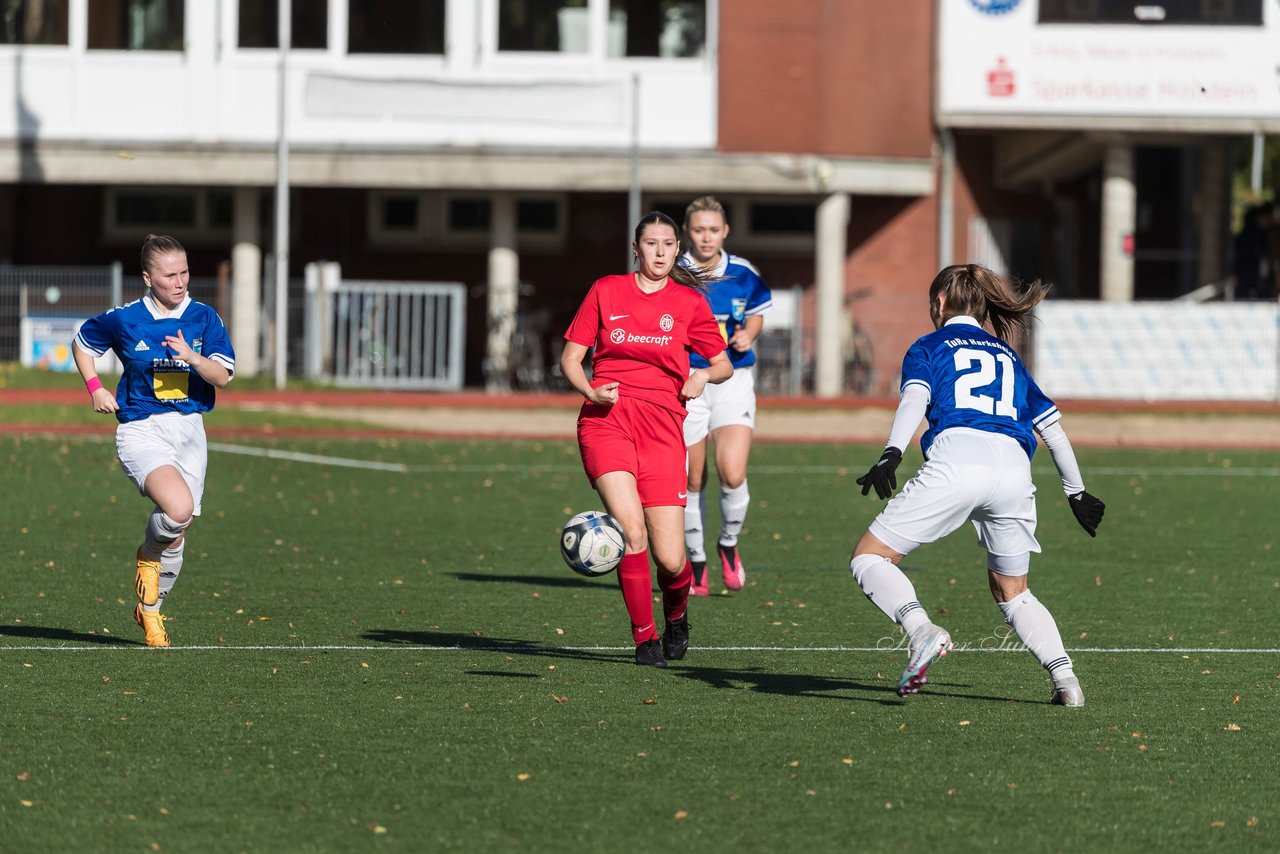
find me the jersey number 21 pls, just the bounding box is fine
[952,348,1017,419]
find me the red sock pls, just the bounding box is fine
[616,551,656,644]
[658,559,692,622]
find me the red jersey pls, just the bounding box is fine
[564,274,726,413]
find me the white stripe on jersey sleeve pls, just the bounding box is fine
[745,299,773,317]
[72,335,106,358]
[1032,406,1061,431]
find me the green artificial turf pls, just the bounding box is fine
[1,436,1276,852]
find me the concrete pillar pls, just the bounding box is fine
[231,187,262,377]
[486,194,519,393]
[814,192,850,398]
[1197,141,1227,290]
[1100,143,1136,302]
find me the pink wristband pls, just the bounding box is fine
[85,376,104,394]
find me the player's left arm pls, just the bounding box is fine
[164,329,232,389]
[1037,421,1105,537]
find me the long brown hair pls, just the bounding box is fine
[633,211,710,292]
[929,263,1050,341]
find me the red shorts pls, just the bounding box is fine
[577,396,687,507]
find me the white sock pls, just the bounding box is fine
[998,590,1074,683]
[142,509,189,559]
[684,489,706,562]
[718,481,750,547]
[849,554,930,636]
[153,541,185,611]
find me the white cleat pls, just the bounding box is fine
[897,624,952,697]
[1050,676,1085,707]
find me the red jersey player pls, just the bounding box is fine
[561,211,732,667]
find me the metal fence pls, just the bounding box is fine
[326,279,467,390]
[0,264,123,367]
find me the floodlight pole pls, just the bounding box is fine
[273,0,292,390]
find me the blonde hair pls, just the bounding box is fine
[929,263,1050,341]
[141,234,186,275]
[683,195,727,229]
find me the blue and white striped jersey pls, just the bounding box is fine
[901,316,1058,460]
[74,294,235,424]
[682,251,772,370]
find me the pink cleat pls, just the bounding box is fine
[717,543,745,591]
[897,624,952,697]
[689,560,710,596]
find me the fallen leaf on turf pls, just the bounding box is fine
[643,698,657,705]
[842,758,854,766]
[16,772,29,781]
[674,811,688,820]
[805,790,816,796]
[554,628,564,635]
[551,694,567,704]
[1232,694,1240,704]
[20,800,33,807]
[959,721,971,726]
[1247,817,1259,827]
[1138,744,1148,751]
[102,676,110,683]
[1210,821,1225,828]
[1222,723,1241,731]
[789,760,800,768]
[516,773,530,781]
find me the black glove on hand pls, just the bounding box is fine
[857,447,903,500]
[1069,490,1105,537]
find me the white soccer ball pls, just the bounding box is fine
[560,510,625,577]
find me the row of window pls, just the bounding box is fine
[3,0,706,57]
[104,188,817,251]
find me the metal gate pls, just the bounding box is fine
[328,279,467,390]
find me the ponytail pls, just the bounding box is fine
[929,263,1049,341]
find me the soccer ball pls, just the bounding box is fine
[560,510,625,577]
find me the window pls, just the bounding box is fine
[750,203,815,236]
[348,0,444,54]
[648,196,816,253]
[368,192,565,249]
[1038,0,1263,25]
[608,0,705,58]
[104,188,233,242]
[498,0,588,53]
[238,0,328,49]
[0,0,69,45]
[87,0,183,50]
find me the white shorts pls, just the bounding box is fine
[116,412,209,515]
[869,428,1040,570]
[684,366,757,445]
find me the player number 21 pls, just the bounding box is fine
[952,348,1017,419]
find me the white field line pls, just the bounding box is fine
[208,442,408,472]
[2,644,1277,654]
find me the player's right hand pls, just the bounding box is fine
[90,387,119,415]
[588,382,620,406]
[856,447,902,500]
[1069,490,1105,537]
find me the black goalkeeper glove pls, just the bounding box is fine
[857,447,903,500]
[1069,490,1105,537]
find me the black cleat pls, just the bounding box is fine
[634,638,668,667]
[663,614,691,661]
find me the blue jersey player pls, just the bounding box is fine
[680,196,772,595]
[849,264,1105,704]
[73,235,235,646]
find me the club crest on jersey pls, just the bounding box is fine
[659,314,674,332]
[192,337,203,353]
[730,299,746,323]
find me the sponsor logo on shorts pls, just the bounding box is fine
[677,492,687,499]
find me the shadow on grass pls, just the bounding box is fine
[362,629,625,665]
[449,572,607,588]
[0,625,142,645]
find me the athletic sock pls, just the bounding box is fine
[657,560,692,622]
[684,490,706,563]
[157,541,185,607]
[998,590,1074,683]
[142,509,189,559]
[616,551,657,644]
[718,481,750,547]
[849,553,930,636]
